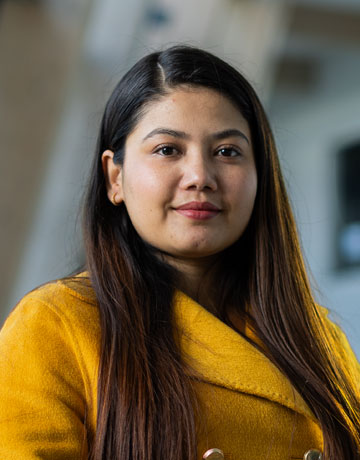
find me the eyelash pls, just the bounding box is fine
[154,145,179,156]
[153,144,242,157]
[215,146,242,157]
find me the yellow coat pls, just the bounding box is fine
[0,276,357,459]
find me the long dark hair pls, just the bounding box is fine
[83,45,360,459]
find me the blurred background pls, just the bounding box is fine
[1,0,359,354]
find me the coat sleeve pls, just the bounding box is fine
[0,293,89,459]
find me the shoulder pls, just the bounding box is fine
[2,272,99,341]
[0,272,101,390]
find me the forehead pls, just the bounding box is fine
[129,87,250,138]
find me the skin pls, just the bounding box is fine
[102,87,257,302]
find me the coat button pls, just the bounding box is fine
[303,449,323,460]
[202,448,225,460]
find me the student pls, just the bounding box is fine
[0,45,359,460]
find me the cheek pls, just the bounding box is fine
[229,172,257,210]
[247,174,258,206]
[123,164,158,201]
[123,163,176,219]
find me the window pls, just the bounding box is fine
[337,141,360,268]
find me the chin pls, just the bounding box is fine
[169,244,224,259]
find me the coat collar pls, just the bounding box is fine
[173,291,318,423]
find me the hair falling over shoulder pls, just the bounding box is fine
[82,46,360,460]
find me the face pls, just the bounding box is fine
[103,87,257,265]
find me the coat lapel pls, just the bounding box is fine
[173,291,318,423]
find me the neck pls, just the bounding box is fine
[164,254,220,312]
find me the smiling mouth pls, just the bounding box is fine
[174,201,221,220]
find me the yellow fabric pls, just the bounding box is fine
[0,276,358,459]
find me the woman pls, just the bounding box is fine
[0,45,359,460]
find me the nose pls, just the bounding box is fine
[179,152,217,191]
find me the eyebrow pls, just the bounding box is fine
[142,128,189,142]
[142,128,250,145]
[212,129,250,145]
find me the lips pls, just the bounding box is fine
[175,201,221,220]
[176,201,220,211]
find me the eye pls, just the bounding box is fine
[154,145,179,156]
[215,146,242,157]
